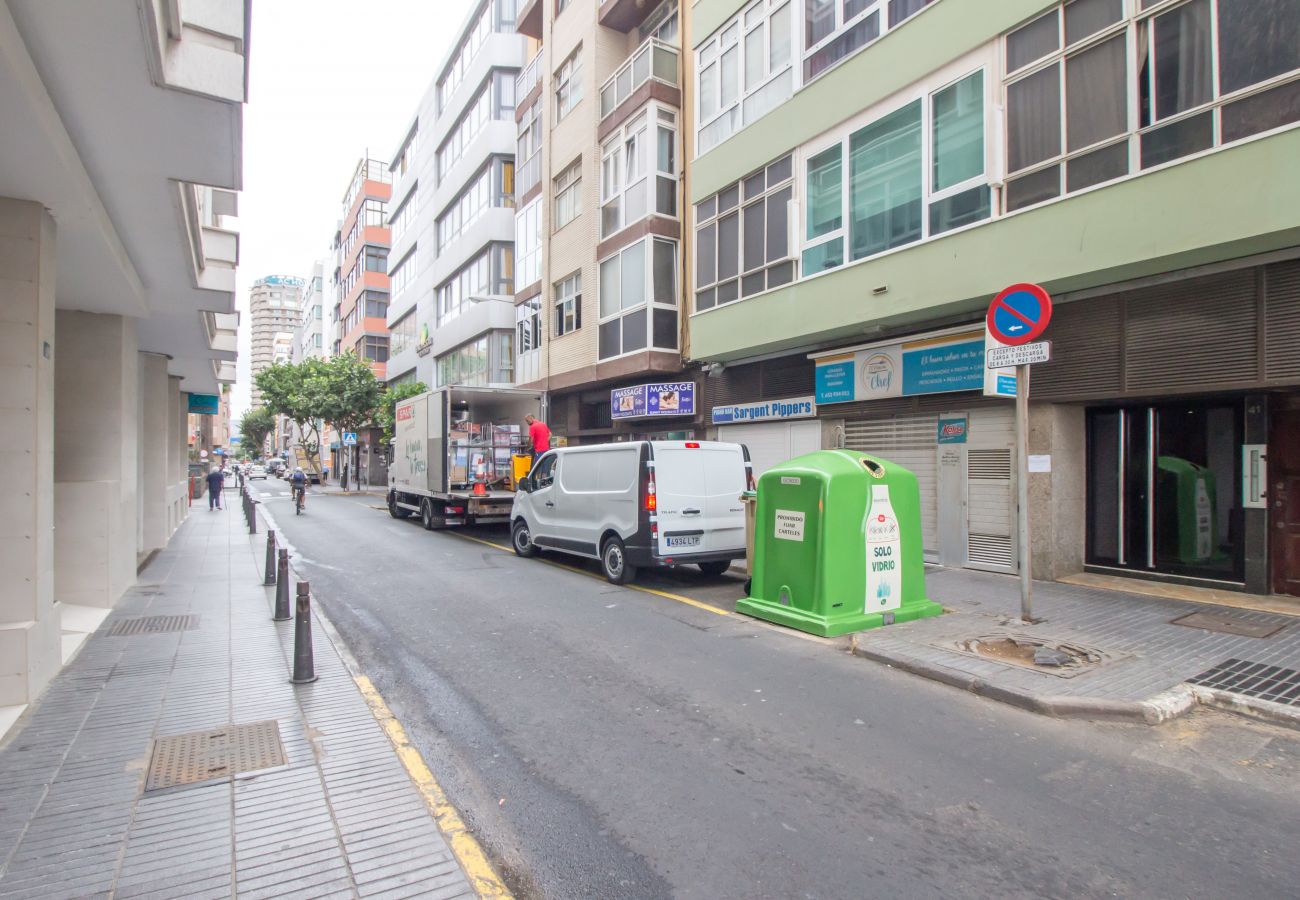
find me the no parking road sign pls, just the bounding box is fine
[986,282,1052,346]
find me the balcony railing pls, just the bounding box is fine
[599,37,678,121]
[515,48,543,101]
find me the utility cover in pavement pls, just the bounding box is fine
[1170,610,1288,639]
[145,721,287,792]
[109,614,200,636]
[1187,659,1300,706]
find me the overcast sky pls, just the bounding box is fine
[230,0,475,421]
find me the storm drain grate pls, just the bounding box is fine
[109,614,200,636]
[145,720,287,791]
[1170,610,1288,639]
[1187,659,1300,707]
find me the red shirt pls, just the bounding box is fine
[529,420,551,453]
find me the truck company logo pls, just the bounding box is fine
[862,353,894,393]
[396,406,414,421]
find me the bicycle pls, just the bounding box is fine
[294,486,305,516]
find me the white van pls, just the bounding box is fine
[510,441,753,584]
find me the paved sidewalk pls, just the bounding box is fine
[0,499,477,899]
[852,568,1300,725]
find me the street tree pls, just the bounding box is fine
[238,406,276,459]
[255,358,332,473]
[317,353,383,490]
[377,381,428,445]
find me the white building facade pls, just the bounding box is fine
[385,0,528,390]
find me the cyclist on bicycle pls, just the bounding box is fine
[290,467,307,512]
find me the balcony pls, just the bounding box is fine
[599,38,678,122]
[515,49,543,104]
[598,0,657,33]
[517,0,542,39]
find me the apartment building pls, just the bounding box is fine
[295,260,328,363]
[686,0,1300,598]
[515,0,693,442]
[331,159,393,376]
[248,274,306,408]
[385,0,528,390]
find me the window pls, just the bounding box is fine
[531,452,557,488]
[516,197,542,288]
[364,246,388,273]
[696,0,793,153]
[437,0,516,112]
[390,312,418,356]
[695,155,794,311]
[362,199,385,228]
[639,0,679,44]
[601,107,678,238]
[438,75,511,181]
[598,237,678,359]
[554,272,581,336]
[804,0,936,84]
[390,189,418,243]
[436,331,514,387]
[437,244,514,325]
[1003,0,1300,212]
[390,248,418,297]
[798,70,989,274]
[517,297,541,384]
[437,159,514,253]
[555,47,583,120]
[553,160,582,230]
[517,97,543,197]
[364,294,388,318]
[363,336,390,363]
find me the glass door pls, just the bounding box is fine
[1087,400,1243,582]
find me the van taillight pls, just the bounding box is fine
[646,471,657,511]
[685,442,700,448]
[746,468,756,492]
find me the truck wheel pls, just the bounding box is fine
[420,499,435,530]
[512,520,538,558]
[389,492,410,519]
[697,560,730,577]
[601,537,637,585]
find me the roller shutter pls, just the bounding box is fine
[844,414,940,561]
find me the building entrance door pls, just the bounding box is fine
[1270,408,1300,596]
[1087,400,1244,583]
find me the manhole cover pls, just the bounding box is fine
[938,632,1115,678]
[1187,659,1300,707]
[109,614,200,636]
[145,720,287,792]
[1170,610,1287,639]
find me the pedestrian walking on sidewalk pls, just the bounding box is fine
[206,466,225,510]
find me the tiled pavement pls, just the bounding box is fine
[0,495,475,899]
[851,567,1300,721]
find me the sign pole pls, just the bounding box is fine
[1016,362,1032,621]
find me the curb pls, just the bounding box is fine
[850,637,1198,725]
[257,504,516,899]
[1190,685,1300,731]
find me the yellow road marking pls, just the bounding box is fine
[452,531,731,617]
[354,675,513,899]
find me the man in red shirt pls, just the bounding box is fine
[525,414,551,464]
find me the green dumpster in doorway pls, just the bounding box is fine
[736,450,942,637]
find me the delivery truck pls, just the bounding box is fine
[388,386,545,529]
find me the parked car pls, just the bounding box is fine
[510,441,752,584]
[247,464,267,480]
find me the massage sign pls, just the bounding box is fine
[864,484,902,613]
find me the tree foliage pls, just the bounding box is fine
[377,382,428,444]
[317,353,384,434]
[238,406,276,457]
[255,358,333,470]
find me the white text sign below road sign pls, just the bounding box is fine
[986,341,1052,369]
[342,432,357,445]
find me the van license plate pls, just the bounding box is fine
[666,535,701,548]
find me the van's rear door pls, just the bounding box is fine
[652,443,747,556]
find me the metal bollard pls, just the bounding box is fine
[290,581,317,684]
[263,531,277,586]
[273,550,291,621]
[248,498,257,535]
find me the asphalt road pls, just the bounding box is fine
[250,482,1300,900]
